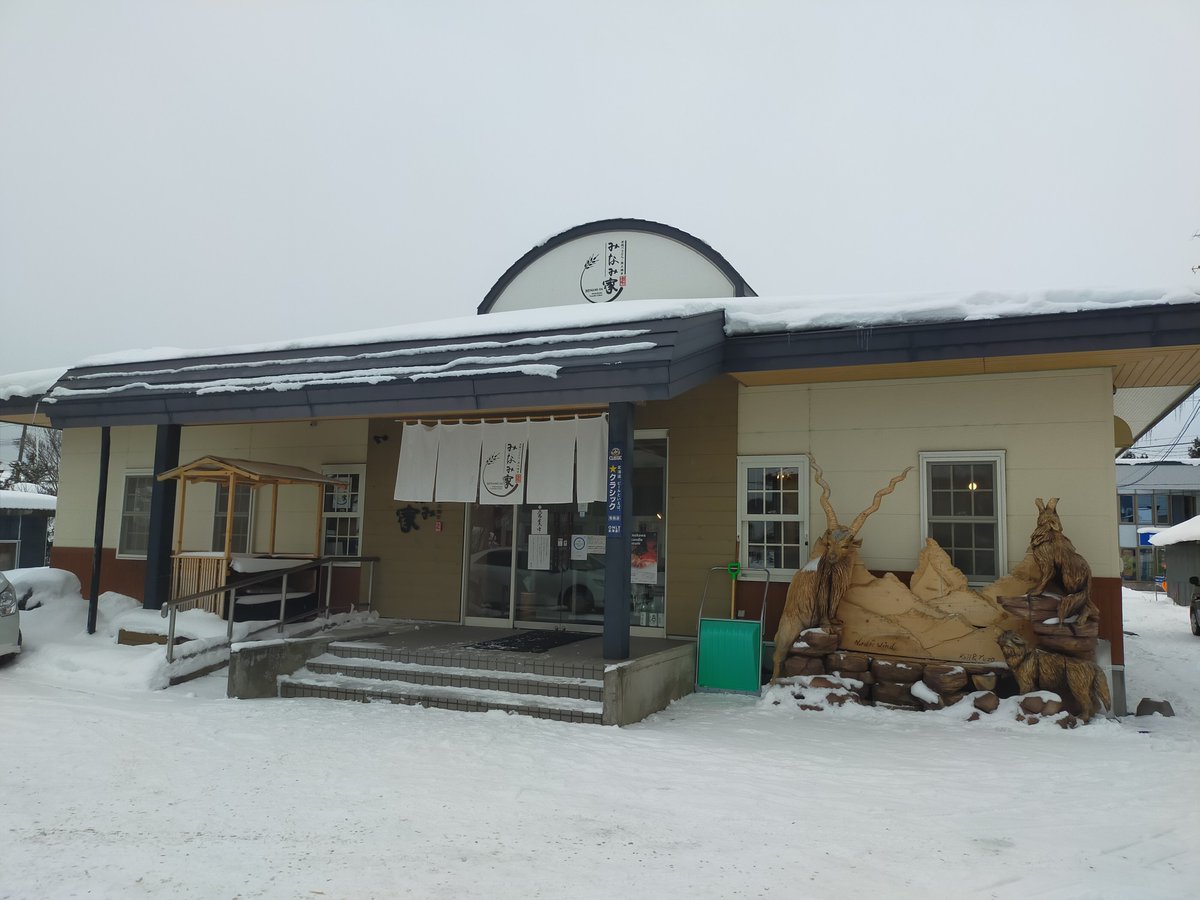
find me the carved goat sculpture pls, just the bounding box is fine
[770,459,912,682]
[1028,497,1096,628]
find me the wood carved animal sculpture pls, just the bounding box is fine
[1028,497,1097,628]
[997,630,1110,722]
[770,459,912,682]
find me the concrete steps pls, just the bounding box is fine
[277,639,607,724]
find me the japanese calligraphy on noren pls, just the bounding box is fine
[579,239,627,303]
[481,440,526,500]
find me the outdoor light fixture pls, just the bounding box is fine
[968,480,978,491]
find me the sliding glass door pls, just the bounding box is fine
[462,433,668,633]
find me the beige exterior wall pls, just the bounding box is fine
[361,417,464,621]
[55,420,369,556]
[738,368,1120,578]
[637,377,740,636]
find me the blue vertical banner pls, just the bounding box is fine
[606,446,623,536]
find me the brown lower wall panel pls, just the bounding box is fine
[1093,576,1124,666]
[50,546,364,611]
[51,546,147,601]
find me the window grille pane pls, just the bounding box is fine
[974,490,994,517]
[763,520,780,543]
[975,523,995,550]
[782,492,799,515]
[1136,497,1152,524]
[953,523,973,548]
[931,465,952,490]
[783,547,800,569]
[748,546,764,567]
[764,492,781,514]
[930,522,953,547]
[747,468,764,491]
[931,492,952,516]
[974,550,996,577]
[952,491,972,516]
[1155,494,1170,524]
[783,521,800,545]
[952,465,972,490]
[747,494,764,515]
[748,521,765,543]
[764,468,782,490]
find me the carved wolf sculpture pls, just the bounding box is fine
[997,630,1110,722]
[770,458,912,682]
[1028,497,1096,628]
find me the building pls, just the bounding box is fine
[2,219,1199,717]
[1117,459,1200,587]
[0,485,56,570]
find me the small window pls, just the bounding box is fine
[322,466,366,558]
[920,451,1006,584]
[118,473,154,558]
[1118,494,1134,524]
[212,483,253,554]
[1136,495,1153,525]
[738,456,808,574]
[1154,494,1170,525]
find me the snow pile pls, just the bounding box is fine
[1149,513,1200,546]
[0,488,57,511]
[0,365,68,401]
[0,586,1196,897]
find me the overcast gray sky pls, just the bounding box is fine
[2,1,1198,377]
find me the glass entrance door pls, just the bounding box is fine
[463,505,517,620]
[461,433,668,633]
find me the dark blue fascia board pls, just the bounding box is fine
[722,303,1200,374]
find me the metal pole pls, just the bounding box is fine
[87,426,111,635]
[166,607,177,663]
[278,572,289,633]
[367,560,375,613]
[324,561,333,621]
[227,587,236,642]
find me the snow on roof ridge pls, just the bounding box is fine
[0,365,70,401]
[53,284,1200,372]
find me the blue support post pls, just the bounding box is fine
[87,426,110,635]
[143,423,180,609]
[603,401,634,660]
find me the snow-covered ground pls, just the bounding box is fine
[1,574,1197,899]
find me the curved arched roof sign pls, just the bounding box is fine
[478,218,756,314]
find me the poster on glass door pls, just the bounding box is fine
[630,532,658,585]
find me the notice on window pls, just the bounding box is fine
[531,508,549,536]
[630,532,658,585]
[528,533,552,570]
[571,534,607,560]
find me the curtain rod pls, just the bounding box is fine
[393,412,607,426]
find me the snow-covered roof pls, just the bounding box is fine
[1149,514,1200,546]
[66,286,1197,369]
[0,488,57,511]
[7,285,1200,430]
[0,366,69,402]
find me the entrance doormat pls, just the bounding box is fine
[465,630,594,654]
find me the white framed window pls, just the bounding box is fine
[322,465,366,559]
[212,483,254,554]
[737,455,809,576]
[117,472,154,558]
[919,450,1006,584]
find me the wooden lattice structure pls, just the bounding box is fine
[157,456,345,616]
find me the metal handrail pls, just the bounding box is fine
[160,555,379,663]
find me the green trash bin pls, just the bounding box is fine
[695,565,769,694]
